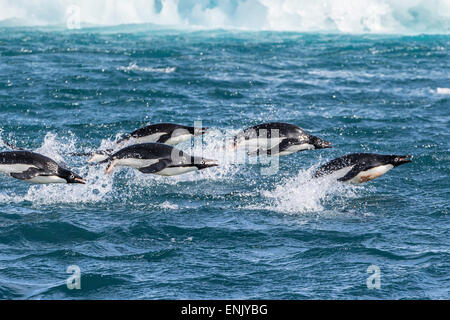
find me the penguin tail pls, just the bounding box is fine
[116,134,131,145]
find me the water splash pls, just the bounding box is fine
[34,132,77,166]
[21,166,114,206]
[261,167,360,214]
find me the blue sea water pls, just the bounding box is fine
[0,25,449,299]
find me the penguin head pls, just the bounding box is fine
[308,135,333,149]
[58,168,86,184]
[389,155,412,167]
[192,157,218,170]
[189,127,209,136]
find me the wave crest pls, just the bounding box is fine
[117,63,176,73]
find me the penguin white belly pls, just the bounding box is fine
[155,166,198,176]
[0,164,37,174]
[326,166,355,181]
[350,164,394,184]
[26,175,67,184]
[116,158,159,169]
[134,133,166,144]
[164,134,193,145]
[275,143,314,156]
[237,137,284,152]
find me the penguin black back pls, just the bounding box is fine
[313,153,412,183]
[0,150,86,184]
[238,122,309,140]
[0,150,59,171]
[106,142,183,160]
[117,123,207,144]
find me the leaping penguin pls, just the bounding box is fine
[232,122,332,156]
[117,123,208,145]
[312,153,412,183]
[0,150,86,184]
[100,143,218,176]
[88,123,208,163]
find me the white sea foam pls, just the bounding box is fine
[34,132,76,166]
[0,0,448,34]
[117,63,176,73]
[0,192,22,204]
[21,169,113,205]
[435,88,450,95]
[258,167,360,214]
[160,201,179,209]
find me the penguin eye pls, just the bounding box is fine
[394,157,399,162]
[70,174,74,179]
[202,160,205,164]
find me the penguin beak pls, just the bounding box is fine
[194,127,209,136]
[74,177,86,184]
[196,159,218,170]
[320,140,333,149]
[395,155,413,166]
[312,137,332,149]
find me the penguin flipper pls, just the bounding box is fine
[156,134,171,144]
[265,139,299,156]
[251,138,299,156]
[337,164,366,182]
[10,168,46,180]
[138,159,171,174]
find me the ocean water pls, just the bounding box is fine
[0,22,449,299]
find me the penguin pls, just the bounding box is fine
[100,143,218,176]
[232,122,332,156]
[312,153,412,183]
[0,150,86,184]
[88,123,208,163]
[116,123,208,145]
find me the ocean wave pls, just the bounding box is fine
[0,221,100,244]
[28,273,133,299]
[0,0,448,34]
[117,62,176,73]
